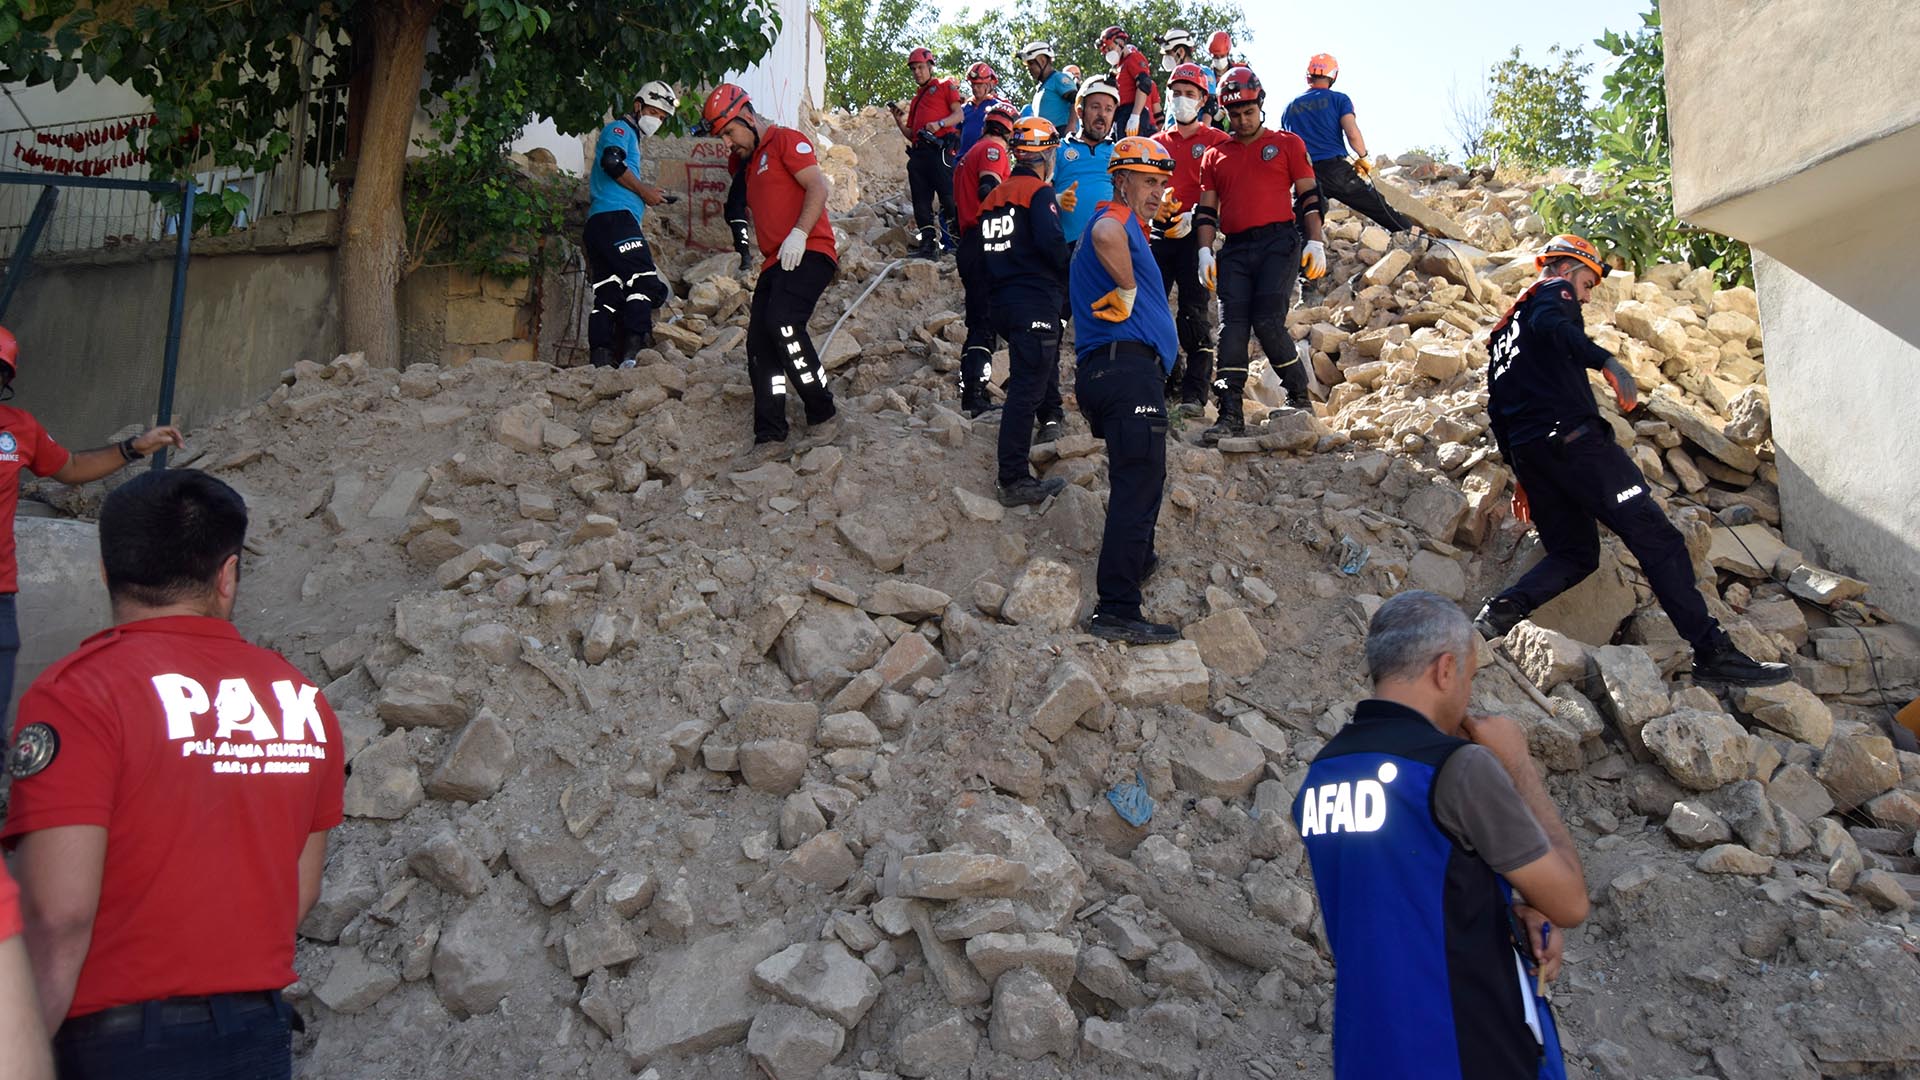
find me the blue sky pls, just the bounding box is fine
[928,0,1654,156]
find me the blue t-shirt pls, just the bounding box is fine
[1281,87,1355,163]
[1053,136,1113,242]
[1069,204,1179,372]
[588,117,649,220]
[1031,69,1078,128]
[958,97,1007,160]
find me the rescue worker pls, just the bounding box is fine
[1018,42,1079,131]
[5,468,345,1077]
[586,81,679,367]
[702,84,843,463]
[1476,236,1790,687]
[1097,26,1160,137]
[890,47,966,258]
[1193,65,1327,444]
[957,62,1006,161]
[1155,28,1214,95]
[1054,79,1119,255]
[952,100,1021,418]
[1151,63,1229,417]
[1281,54,1414,234]
[1070,136,1182,644]
[0,326,183,730]
[981,117,1071,507]
[1296,590,1587,1080]
[1205,30,1236,76]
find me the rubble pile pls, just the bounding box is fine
[35,120,1920,1079]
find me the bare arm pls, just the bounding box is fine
[1293,177,1325,244]
[50,425,182,486]
[1089,218,1135,290]
[616,168,668,208]
[790,164,832,236]
[297,832,329,925]
[1340,113,1367,159]
[941,103,966,132]
[0,935,53,1079]
[1463,714,1588,927]
[15,826,107,1033]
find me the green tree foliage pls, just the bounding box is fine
[817,0,934,109]
[1530,2,1753,285]
[1484,44,1594,171]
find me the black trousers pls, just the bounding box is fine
[906,140,959,248]
[1216,223,1308,415]
[1151,229,1216,404]
[1311,157,1413,233]
[746,251,838,443]
[584,210,669,359]
[994,308,1063,488]
[1497,423,1721,649]
[1076,341,1169,620]
[54,991,293,1080]
[957,227,994,398]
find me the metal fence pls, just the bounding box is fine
[0,84,347,257]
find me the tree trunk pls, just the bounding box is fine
[338,0,440,367]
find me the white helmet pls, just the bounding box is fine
[1017,41,1055,63]
[635,81,679,113]
[1077,76,1120,106]
[1158,28,1195,51]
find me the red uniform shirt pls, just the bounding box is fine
[732,126,838,272]
[906,77,964,136]
[953,136,1012,233]
[1155,123,1231,207]
[0,406,71,594]
[0,862,20,942]
[1114,46,1161,123]
[1199,128,1315,235]
[2,616,345,1018]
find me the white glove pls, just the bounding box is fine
[777,227,808,271]
[1164,210,1194,240]
[1197,246,1217,290]
[1301,239,1327,281]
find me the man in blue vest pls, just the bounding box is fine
[1070,137,1181,644]
[586,81,679,368]
[1295,589,1589,1080]
[957,63,1007,161]
[1019,42,1079,131]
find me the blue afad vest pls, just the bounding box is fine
[1068,204,1180,373]
[1293,700,1568,1080]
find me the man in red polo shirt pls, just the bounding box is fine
[1152,63,1231,418]
[1193,65,1327,444]
[890,47,967,259]
[5,468,343,1078]
[952,100,1019,417]
[704,84,844,465]
[0,862,53,1079]
[0,326,183,730]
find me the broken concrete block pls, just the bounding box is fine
[1181,608,1268,677]
[1028,660,1107,741]
[752,941,882,1028]
[424,709,516,802]
[1001,559,1082,631]
[1115,641,1210,709]
[1641,709,1750,791]
[898,852,1031,900]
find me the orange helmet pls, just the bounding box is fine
[1536,234,1606,279]
[966,61,997,84]
[1108,136,1174,176]
[1307,53,1339,82]
[697,83,753,136]
[1218,65,1264,107]
[1168,62,1211,94]
[0,326,16,380]
[1010,116,1061,152]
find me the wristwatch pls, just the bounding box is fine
[119,437,144,462]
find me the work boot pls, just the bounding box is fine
[1199,414,1243,446]
[1472,596,1527,639]
[1088,612,1180,645]
[1034,418,1065,446]
[736,439,791,467]
[913,232,939,260]
[797,413,844,452]
[1170,398,1206,422]
[960,388,999,420]
[1690,637,1793,687]
[589,347,618,369]
[997,476,1067,507]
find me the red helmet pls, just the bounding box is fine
[697,83,753,136]
[1307,53,1339,83]
[907,46,935,65]
[1168,62,1211,94]
[1207,30,1233,58]
[1098,26,1130,52]
[966,61,996,83]
[982,100,1021,135]
[1536,234,1606,279]
[1218,65,1264,107]
[0,326,16,380]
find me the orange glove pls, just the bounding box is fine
[1510,483,1531,524]
[1056,181,1078,214]
[1090,287,1136,323]
[1601,356,1638,411]
[1155,196,1184,223]
[1351,155,1375,182]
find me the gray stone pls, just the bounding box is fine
[424,709,517,803]
[408,828,492,898]
[988,968,1078,1061]
[1816,733,1901,811]
[1181,608,1268,677]
[1408,550,1468,601]
[752,941,883,1028]
[579,970,623,1039]
[1695,843,1774,875]
[1593,645,1670,755]
[342,731,422,820]
[1710,780,1781,857]
[432,898,537,1018]
[565,915,643,976]
[816,711,881,748]
[1043,482,1106,552]
[1074,945,1149,1008]
[605,868,658,918]
[622,920,791,1067]
[1132,835,1194,880]
[934,899,1019,941]
[1166,711,1266,799]
[964,932,1077,991]
[780,792,828,849]
[1732,682,1833,748]
[1506,622,1591,689]
[1400,483,1469,540]
[747,1004,844,1080]
[1642,709,1750,790]
[299,858,378,942]
[1002,559,1083,630]
[504,824,596,906]
[1767,762,1835,824]
[1665,801,1732,848]
[780,831,859,890]
[907,899,992,1006]
[1115,641,1210,709]
[1246,863,1318,931]
[898,852,1030,900]
[1145,941,1214,995]
[1856,869,1915,912]
[1811,817,1861,891]
[774,600,889,687]
[863,580,953,620]
[893,1009,980,1078]
[739,739,810,795]
[375,665,468,728]
[1029,660,1108,741]
[316,948,400,1015]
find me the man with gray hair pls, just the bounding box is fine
[1293,590,1587,1080]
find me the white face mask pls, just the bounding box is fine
[1170,97,1202,124]
[1161,53,1179,72]
[1104,48,1122,66]
[637,115,663,138]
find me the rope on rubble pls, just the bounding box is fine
[818,257,907,362]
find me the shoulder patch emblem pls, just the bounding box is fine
[1559,288,1573,300]
[0,433,15,453]
[1192,144,1205,158]
[612,126,626,138]
[1261,144,1279,161]
[1064,147,1079,162]
[986,148,1001,162]
[796,140,813,155]
[9,722,59,779]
